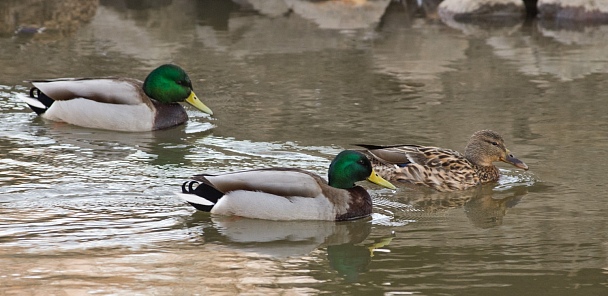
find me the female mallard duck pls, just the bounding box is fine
[357,130,529,192]
[17,64,213,132]
[178,150,396,221]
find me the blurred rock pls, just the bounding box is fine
[538,0,608,21]
[0,0,98,39]
[234,0,392,30]
[438,0,525,21]
[239,0,290,17]
[285,0,391,30]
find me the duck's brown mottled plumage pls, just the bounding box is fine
[357,130,529,192]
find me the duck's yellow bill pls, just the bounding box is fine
[186,91,213,115]
[367,169,396,190]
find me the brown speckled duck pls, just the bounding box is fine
[357,130,529,192]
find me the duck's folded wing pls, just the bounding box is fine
[31,78,147,105]
[357,144,414,165]
[358,144,462,167]
[193,168,324,198]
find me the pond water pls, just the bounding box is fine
[1,0,607,295]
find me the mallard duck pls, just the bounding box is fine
[357,130,529,192]
[17,64,213,132]
[177,150,396,221]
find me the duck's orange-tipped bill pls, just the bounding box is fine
[186,91,213,115]
[367,169,397,190]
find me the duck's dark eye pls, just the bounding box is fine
[491,141,499,146]
[177,80,191,87]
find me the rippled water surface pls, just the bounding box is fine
[1,1,608,295]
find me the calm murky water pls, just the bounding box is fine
[1,0,608,295]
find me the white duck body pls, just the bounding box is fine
[178,169,369,221]
[19,78,188,132]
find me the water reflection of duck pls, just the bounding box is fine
[178,150,396,221]
[391,184,528,228]
[17,64,213,132]
[464,185,527,228]
[21,120,213,166]
[200,216,373,257]
[327,235,393,282]
[187,215,394,281]
[357,130,529,191]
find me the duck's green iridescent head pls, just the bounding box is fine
[328,150,396,190]
[143,64,213,115]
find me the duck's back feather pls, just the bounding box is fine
[194,168,325,198]
[32,78,148,105]
[358,144,462,167]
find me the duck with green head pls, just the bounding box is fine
[178,150,396,221]
[357,130,529,192]
[17,64,213,132]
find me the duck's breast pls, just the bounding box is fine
[204,169,325,198]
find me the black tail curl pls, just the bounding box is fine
[27,87,54,115]
[182,180,199,194]
[181,181,224,212]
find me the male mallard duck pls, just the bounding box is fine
[17,64,213,132]
[178,150,396,221]
[357,130,529,192]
